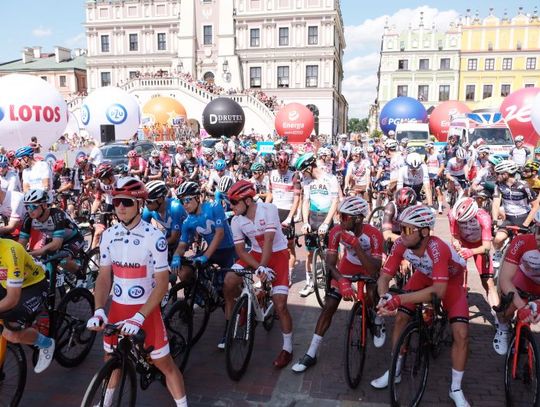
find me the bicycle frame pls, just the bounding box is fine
[511,319,534,380]
[349,276,376,348]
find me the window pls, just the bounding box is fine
[157,33,166,50]
[308,26,318,45]
[483,85,493,99]
[465,85,475,101]
[397,85,408,97]
[279,27,289,46]
[502,58,512,70]
[250,28,260,47]
[440,58,450,70]
[306,65,318,87]
[484,58,494,70]
[59,75,66,87]
[501,84,511,97]
[129,34,138,51]
[100,35,110,52]
[467,59,477,71]
[203,25,213,45]
[418,85,429,101]
[277,66,289,87]
[129,71,138,79]
[438,85,450,101]
[419,59,429,70]
[527,57,537,70]
[250,67,261,88]
[100,72,111,87]
[525,83,535,88]
[40,76,47,82]
[398,59,408,70]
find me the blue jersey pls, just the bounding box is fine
[180,201,234,249]
[142,197,187,239]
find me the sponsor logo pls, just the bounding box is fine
[133,239,140,245]
[112,261,141,268]
[209,113,244,124]
[156,237,167,252]
[510,238,526,257]
[128,285,145,299]
[502,105,531,123]
[428,240,441,263]
[288,110,300,121]
[81,105,90,125]
[106,104,127,124]
[113,283,122,297]
[3,104,62,123]
[282,121,304,130]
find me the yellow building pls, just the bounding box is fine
[459,8,540,110]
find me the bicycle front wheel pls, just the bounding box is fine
[190,284,212,346]
[312,248,327,308]
[81,356,137,407]
[343,302,367,389]
[0,343,26,407]
[164,300,193,373]
[225,294,255,381]
[505,327,540,407]
[389,322,429,407]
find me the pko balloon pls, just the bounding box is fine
[379,96,427,135]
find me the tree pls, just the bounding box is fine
[348,118,368,133]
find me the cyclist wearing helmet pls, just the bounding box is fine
[521,160,540,193]
[205,159,234,196]
[179,146,200,183]
[509,135,531,168]
[0,154,22,192]
[71,154,94,195]
[215,174,235,214]
[316,147,333,175]
[445,146,469,197]
[425,143,445,213]
[337,134,351,162]
[144,150,163,181]
[159,144,173,177]
[17,146,53,199]
[373,205,470,407]
[471,154,500,196]
[250,162,270,202]
[127,149,147,178]
[443,133,460,164]
[88,177,187,405]
[235,154,253,181]
[385,139,405,191]
[292,196,384,373]
[382,187,418,243]
[397,153,432,206]
[296,153,340,297]
[344,147,371,198]
[91,162,118,246]
[226,180,294,368]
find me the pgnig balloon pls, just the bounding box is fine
[81,86,140,141]
[0,73,68,150]
[379,96,427,135]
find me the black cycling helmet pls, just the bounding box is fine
[177,181,200,197]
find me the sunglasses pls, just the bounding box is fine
[401,225,419,236]
[179,196,196,205]
[24,204,40,212]
[112,197,136,208]
[229,198,244,206]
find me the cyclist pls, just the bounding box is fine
[205,159,233,196]
[344,146,371,198]
[127,150,147,178]
[445,146,469,198]
[0,238,54,373]
[425,143,445,213]
[215,175,235,216]
[0,154,21,192]
[250,162,270,202]
[372,205,470,407]
[443,133,460,163]
[296,153,339,297]
[382,187,418,244]
[396,152,432,206]
[180,146,200,183]
[17,146,52,197]
[316,147,333,175]
[86,177,186,406]
[0,187,25,240]
[225,180,293,368]
[509,135,531,169]
[386,139,405,192]
[521,160,540,194]
[292,197,384,373]
[90,162,118,249]
[71,154,94,196]
[144,150,163,181]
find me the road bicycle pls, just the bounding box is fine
[225,267,276,381]
[310,233,329,308]
[493,290,540,406]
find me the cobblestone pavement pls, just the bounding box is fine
[22,213,516,406]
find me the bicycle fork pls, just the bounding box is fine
[512,324,534,379]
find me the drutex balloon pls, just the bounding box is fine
[429,101,471,141]
[274,103,314,143]
[202,97,245,137]
[379,96,427,135]
[500,87,540,146]
[142,97,187,126]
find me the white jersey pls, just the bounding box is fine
[207,170,235,193]
[346,159,371,186]
[510,146,530,167]
[389,153,406,182]
[0,190,25,222]
[22,161,52,191]
[302,172,339,213]
[268,169,299,210]
[445,157,466,177]
[231,202,288,253]
[0,170,21,192]
[397,164,429,188]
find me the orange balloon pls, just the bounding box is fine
[142,97,187,126]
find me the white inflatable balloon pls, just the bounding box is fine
[81,87,140,141]
[0,74,68,150]
[531,92,540,137]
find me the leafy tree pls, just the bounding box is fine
[348,118,368,133]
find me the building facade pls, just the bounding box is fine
[84,0,348,136]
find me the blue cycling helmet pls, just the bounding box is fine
[214,159,227,171]
[0,155,8,168]
[15,146,34,159]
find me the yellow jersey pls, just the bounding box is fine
[0,239,46,289]
[526,177,540,192]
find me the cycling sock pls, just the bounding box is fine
[306,334,323,358]
[175,396,188,406]
[282,332,293,353]
[451,368,464,392]
[34,332,53,349]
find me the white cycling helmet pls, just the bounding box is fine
[455,147,467,160]
[217,175,235,193]
[406,153,423,169]
[317,147,331,157]
[388,130,396,136]
[400,137,409,145]
[385,139,398,150]
[23,189,48,204]
[203,147,214,156]
[477,145,490,154]
[452,197,479,223]
[515,135,525,142]
[399,204,435,229]
[338,196,369,217]
[494,160,518,175]
[352,146,363,155]
[366,146,374,153]
[145,180,168,200]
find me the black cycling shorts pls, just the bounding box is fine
[0,279,48,330]
[278,209,295,241]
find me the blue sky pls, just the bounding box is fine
[1,1,537,117]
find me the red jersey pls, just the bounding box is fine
[448,208,492,244]
[328,223,383,269]
[505,234,540,285]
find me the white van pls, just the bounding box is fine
[395,122,430,143]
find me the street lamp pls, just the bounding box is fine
[177,61,183,72]
[222,60,229,73]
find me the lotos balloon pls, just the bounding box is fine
[500,87,540,146]
[202,97,245,137]
[429,101,471,141]
[0,74,68,150]
[530,92,540,137]
[275,103,314,143]
[379,96,427,135]
[142,97,187,126]
[81,87,140,141]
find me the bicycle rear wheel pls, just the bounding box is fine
[312,248,327,308]
[164,300,193,373]
[344,302,367,389]
[389,322,429,407]
[0,343,26,407]
[368,206,386,229]
[81,356,137,407]
[225,294,255,381]
[505,327,540,407]
[190,284,212,346]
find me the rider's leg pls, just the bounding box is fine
[152,354,186,401]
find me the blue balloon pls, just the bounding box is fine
[379,96,427,135]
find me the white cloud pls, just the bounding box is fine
[65,32,86,49]
[32,27,52,38]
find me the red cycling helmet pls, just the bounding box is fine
[228,180,256,201]
[127,150,139,159]
[76,155,88,165]
[395,187,418,210]
[6,150,15,160]
[95,162,114,179]
[52,160,65,173]
[112,177,148,199]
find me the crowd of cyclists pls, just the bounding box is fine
[2,128,540,406]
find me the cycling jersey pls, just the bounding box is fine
[180,201,234,249]
[142,197,187,239]
[426,152,443,176]
[268,169,301,210]
[95,177,118,206]
[147,159,163,176]
[509,147,531,167]
[181,157,199,181]
[207,170,235,193]
[22,161,52,191]
[448,208,492,244]
[389,153,405,182]
[0,190,24,224]
[231,202,288,252]
[302,173,339,213]
[445,157,466,177]
[493,181,535,217]
[346,159,371,186]
[1,170,22,192]
[443,143,458,163]
[252,175,270,195]
[396,164,429,189]
[71,165,93,192]
[327,223,383,269]
[525,177,540,191]
[127,157,147,173]
[0,239,45,288]
[382,201,401,234]
[505,234,540,285]
[20,207,81,243]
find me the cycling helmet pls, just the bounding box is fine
[399,204,435,229]
[494,160,518,175]
[112,177,148,199]
[366,146,374,153]
[127,150,138,159]
[452,197,479,223]
[150,150,160,158]
[524,160,540,172]
[535,147,540,154]
[177,181,200,197]
[395,187,418,210]
[487,154,503,166]
[217,175,235,193]
[339,134,348,140]
[228,180,256,201]
[95,162,114,179]
[0,155,8,168]
[215,144,224,154]
[515,135,525,142]
[263,153,274,163]
[115,163,129,175]
[52,160,65,173]
[251,162,265,172]
[352,146,363,155]
[338,196,369,217]
[384,139,398,150]
[15,146,34,159]
[23,189,48,204]
[214,159,227,171]
[295,153,316,171]
[146,180,168,200]
[426,142,434,149]
[400,137,409,145]
[317,147,331,157]
[475,138,485,146]
[203,147,214,156]
[477,145,490,154]
[406,153,423,169]
[277,151,290,168]
[388,130,395,136]
[455,147,467,160]
[462,141,470,149]
[6,151,15,160]
[76,154,88,165]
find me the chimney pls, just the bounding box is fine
[54,46,71,63]
[22,47,34,64]
[33,46,42,59]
